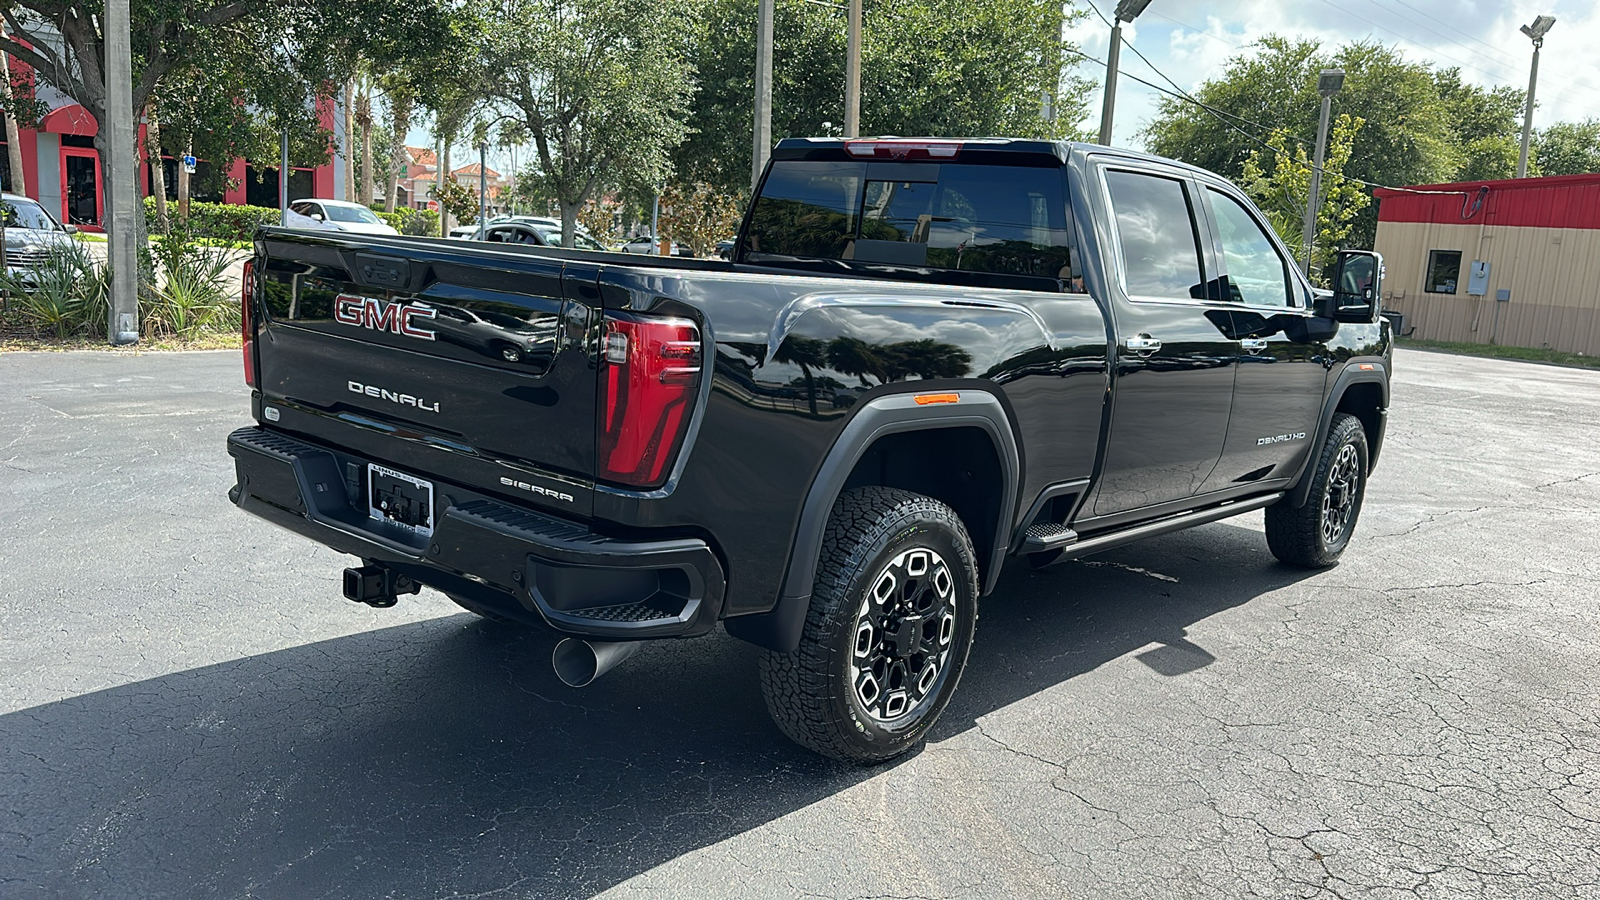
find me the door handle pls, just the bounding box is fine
[1239,337,1268,353]
[1126,335,1162,355]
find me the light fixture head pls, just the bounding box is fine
[1114,0,1153,23]
[1317,69,1346,96]
[1522,14,1556,40]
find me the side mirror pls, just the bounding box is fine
[63,224,79,235]
[310,213,325,222]
[1317,250,1383,323]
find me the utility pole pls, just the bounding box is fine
[105,0,139,344]
[1096,0,1152,146]
[477,141,488,239]
[751,0,774,191]
[1517,15,1556,179]
[279,126,290,225]
[1301,69,1344,277]
[844,0,861,138]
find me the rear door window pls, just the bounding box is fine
[745,161,1074,280]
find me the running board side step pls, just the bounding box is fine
[1030,493,1283,566]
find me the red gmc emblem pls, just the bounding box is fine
[333,294,437,341]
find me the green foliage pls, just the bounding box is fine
[678,0,1090,195]
[1434,68,1525,181]
[481,0,700,241]
[377,207,441,236]
[1142,37,1499,248]
[432,179,480,227]
[1534,119,1600,176]
[143,233,240,339]
[0,244,104,339]
[143,197,281,242]
[658,183,743,256]
[1241,114,1369,277]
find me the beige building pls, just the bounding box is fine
[1373,174,1600,356]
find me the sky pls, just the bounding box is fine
[412,0,1600,177]
[1065,0,1600,148]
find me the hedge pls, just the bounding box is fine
[143,197,281,242]
[377,206,441,237]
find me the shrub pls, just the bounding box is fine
[143,231,243,339]
[377,206,441,236]
[0,243,106,338]
[143,197,282,243]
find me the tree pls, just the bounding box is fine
[1142,37,1459,248]
[0,0,451,238]
[481,0,698,247]
[1241,114,1369,277]
[1535,119,1600,176]
[657,182,742,256]
[676,0,1091,196]
[1433,67,1526,181]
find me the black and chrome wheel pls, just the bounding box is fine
[760,486,978,763]
[1266,412,1369,568]
[847,546,959,724]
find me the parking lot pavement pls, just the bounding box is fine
[1,347,1596,899]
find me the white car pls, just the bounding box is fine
[619,234,690,257]
[288,199,399,236]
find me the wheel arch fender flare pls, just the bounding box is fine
[723,390,1021,653]
[1289,360,1389,509]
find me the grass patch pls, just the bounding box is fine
[1398,337,1600,369]
[71,232,109,243]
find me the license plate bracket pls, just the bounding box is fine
[367,463,435,536]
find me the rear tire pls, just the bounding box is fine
[759,487,979,764]
[1265,412,1369,568]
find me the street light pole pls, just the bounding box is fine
[1517,15,1556,179]
[844,0,861,138]
[104,0,139,344]
[1301,69,1344,277]
[1096,0,1152,146]
[478,141,488,239]
[279,126,290,226]
[751,0,774,191]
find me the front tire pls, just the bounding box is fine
[1265,412,1369,567]
[759,487,979,764]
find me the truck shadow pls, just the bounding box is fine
[2,521,1318,899]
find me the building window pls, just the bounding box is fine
[1426,250,1462,294]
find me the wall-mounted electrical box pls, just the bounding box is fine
[1468,260,1490,296]
[1496,288,1511,303]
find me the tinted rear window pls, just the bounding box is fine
[744,161,1073,279]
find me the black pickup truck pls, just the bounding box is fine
[228,138,1390,762]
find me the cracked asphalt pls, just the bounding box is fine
[2,348,1597,899]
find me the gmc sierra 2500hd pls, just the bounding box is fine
[228,138,1390,763]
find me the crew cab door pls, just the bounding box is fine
[1196,183,1329,490]
[1089,164,1239,517]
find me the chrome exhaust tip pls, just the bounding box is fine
[552,638,642,687]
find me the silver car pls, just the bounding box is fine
[2,193,80,280]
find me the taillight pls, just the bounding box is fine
[598,312,701,488]
[241,258,256,388]
[844,140,961,160]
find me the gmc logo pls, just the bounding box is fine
[334,294,437,341]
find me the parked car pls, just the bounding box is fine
[231,137,1391,764]
[1,193,80,284]
[447,225,481,240]
[288,199,399,236]
[619,234,691,256]
[714,238,735,260]
[479,222,608,251]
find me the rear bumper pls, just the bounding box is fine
[227,426,724,639]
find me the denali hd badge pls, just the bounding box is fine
[1257,432,1307,446]
[349,380,440,413]
[334,294,437,340]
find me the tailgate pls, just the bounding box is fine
[253,232,601,515]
